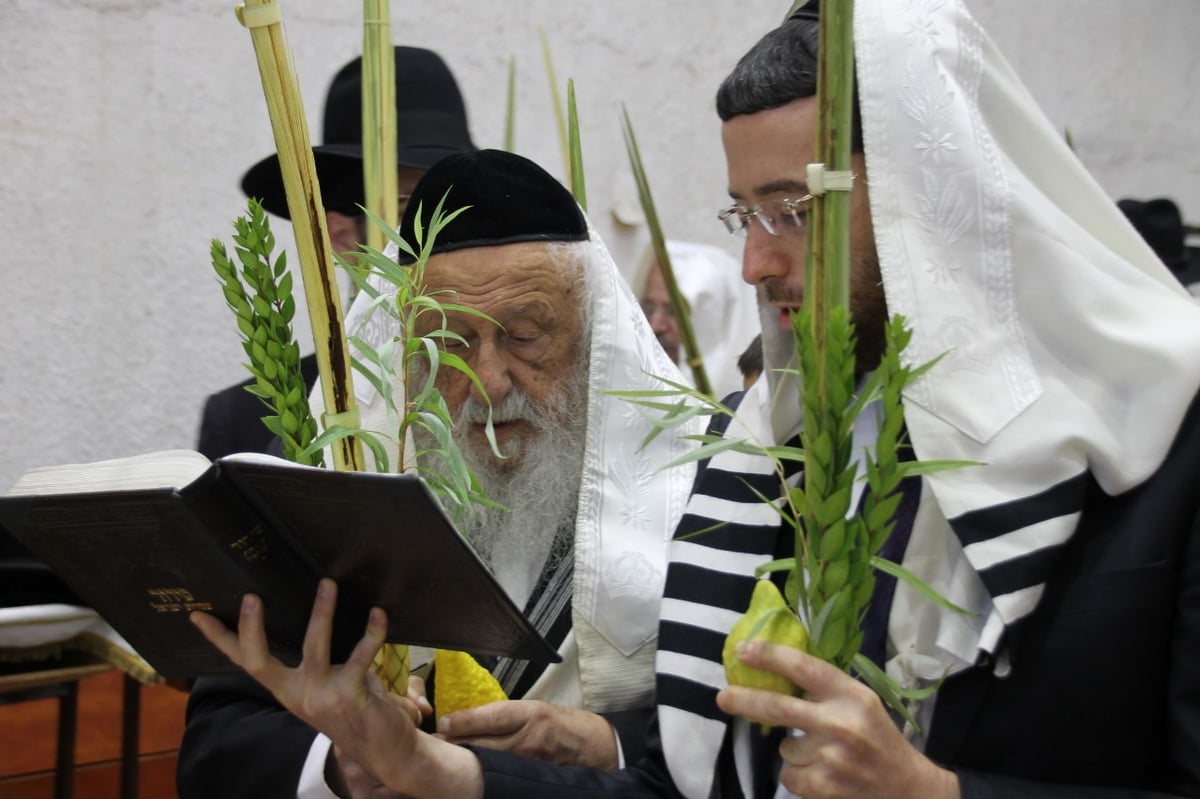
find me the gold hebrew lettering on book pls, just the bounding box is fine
[230,523,269,562]
[147,587,213,613]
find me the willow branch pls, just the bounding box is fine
[621,104,713,397]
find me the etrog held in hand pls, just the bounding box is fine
[722,579,809,707]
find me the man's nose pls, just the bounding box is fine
[647,304,674,332]
[469,340,513,405]
[741,224,797,286]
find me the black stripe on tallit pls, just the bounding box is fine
[503,585,574,698]
[658,619,730,664]
[974,539,1072,600]
[664,563,760,613]
[670,514,782,551]
[949,472,1089,547]
[478,525,574,696]
[689,466,784,506]
[657,673,727,722]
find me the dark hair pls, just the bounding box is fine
[736,333,764,380]
[715,18,863,151]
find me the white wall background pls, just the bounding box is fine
[2,0,1198,491]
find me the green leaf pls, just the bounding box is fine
[668,519,732,542]
[538,28,570,181]
[753,558,797,579]
[906,350,948,384]
[864,492,902,533]
[813,614,847,662]
[870,556,973,615]
[761,445,806,463]
[818,486,852,528]
[357,432,392,473]
[853,574,875,613]
[503,55,517,152]
[653,435,751,472]
[820,556,850,595]
[818,520,846,560]
[785,566,804,611]
[261,415,284,437]
[566,79,586,210]
[895,458,981,477]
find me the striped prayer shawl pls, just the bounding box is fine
[656,380,798,799]
[944,472,1089,664]
[484,525,575,696]
[653,392,1098,798]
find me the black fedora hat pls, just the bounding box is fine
[241,46,475,219]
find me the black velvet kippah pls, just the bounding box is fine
[397,149,588,262]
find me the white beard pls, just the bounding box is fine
[414,365,588,607]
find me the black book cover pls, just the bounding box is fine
[0,453,559,678]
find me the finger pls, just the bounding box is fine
[736,640,848,701]
[343,606,388,675]
[301,578,338,669]
[442,732,519,752]
[384,688,428,727]
[407,674,433,718]
[439,700,523,737]
[236,593,275,674]
[778,730,816,767]
[190,610,243,666]
[717,683,815,731]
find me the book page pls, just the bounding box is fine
[219,451,325,471]
[7,449,213,496]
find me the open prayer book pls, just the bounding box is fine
[0,450,558,678]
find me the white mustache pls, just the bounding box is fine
[458,389,539,427]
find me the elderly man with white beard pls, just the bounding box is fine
[406,240,594,608]
[423,346,590,607]
[177,149,698,799]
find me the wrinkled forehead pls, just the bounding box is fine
[424,240,586,317]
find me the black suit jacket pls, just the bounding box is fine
[924,388,1200,797]
[195,353,320,460]
[177,671,655,799]
[473,392,1200,798]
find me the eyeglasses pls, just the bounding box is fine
[717,195,814,238]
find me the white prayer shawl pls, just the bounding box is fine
[656,1,1200,797]
[312,223,699,714]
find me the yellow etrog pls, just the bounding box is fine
[434,648,508,723]
[723,579,809,708]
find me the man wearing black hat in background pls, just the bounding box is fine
[195,46,475,462]
[179,150,697,798]
[188,2,1200,798]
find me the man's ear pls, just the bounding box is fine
[326,210,362,258]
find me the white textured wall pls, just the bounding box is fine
[2,1,1198,491]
